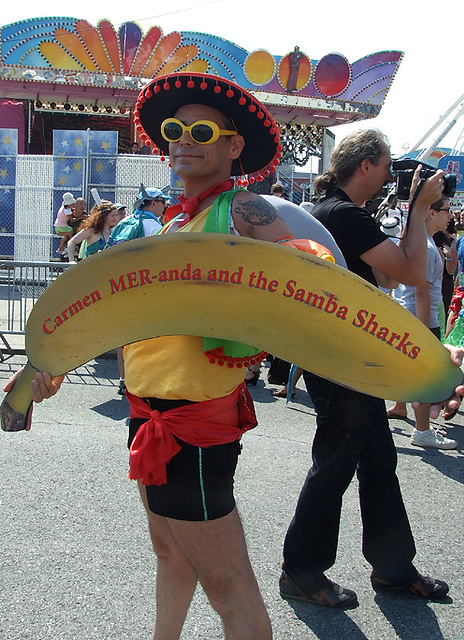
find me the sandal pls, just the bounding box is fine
[443,395,462,421]
[272,388,296,398]
[386,409,407,420]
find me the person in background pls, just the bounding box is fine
[270,182,286,198]
[54,192,75,257]
[281,129,451,610]
[67,197,88,235]
[434,216,458,317]
[67,201,119,261]
[388,197,457,449]
[114,203,127,222]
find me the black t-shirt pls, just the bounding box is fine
[311,187,388,286]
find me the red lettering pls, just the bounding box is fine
[395,332,413,355]
[139,269,152,285]
[43,318,55,334]
[409,345,421,359]
[352,309,368,328]
[283,280,296,297]
[127,271,138,288]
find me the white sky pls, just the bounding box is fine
[2,1,463,157]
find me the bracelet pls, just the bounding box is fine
[445,256,453,261]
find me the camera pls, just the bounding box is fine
[392,158,457,200]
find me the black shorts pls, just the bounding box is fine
[128,398,242,521]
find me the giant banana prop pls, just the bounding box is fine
[1,234,462,431]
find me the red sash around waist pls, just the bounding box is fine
[127,383,257,486]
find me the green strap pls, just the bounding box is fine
[202,188,262,363]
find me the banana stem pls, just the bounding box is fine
[1,361,39,431]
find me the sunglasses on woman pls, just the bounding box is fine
[161,118,237,145]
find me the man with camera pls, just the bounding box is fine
[281,129,451,609]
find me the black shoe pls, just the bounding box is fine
[279,566,358,609]
[117,379,126,396]
[371,571,449,600]
[245,370,260,386]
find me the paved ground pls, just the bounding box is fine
[0,354,463,640]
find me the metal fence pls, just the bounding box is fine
[0,153,171,263]
[0,260,71,356]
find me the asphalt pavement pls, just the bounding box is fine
[0,354,463,640]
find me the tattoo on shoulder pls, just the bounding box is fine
[233,198,282,230]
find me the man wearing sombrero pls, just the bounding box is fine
[123,71,294,639]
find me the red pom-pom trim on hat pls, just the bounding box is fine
[187,79,195,88]
[200,81,207,90]
[175,80,182,88]
[239,96,246,106]
[226,89,234,98]
[145,89,153,99]
[214,85,221,94]
[248,104,257,112]
[163,82,170,90]
[257,111,264,120]
[154,85,161,94]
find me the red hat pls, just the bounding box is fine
[134,72,281,178]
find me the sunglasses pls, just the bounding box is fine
[161,118,237,145]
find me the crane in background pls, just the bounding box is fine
[407,93,464,161]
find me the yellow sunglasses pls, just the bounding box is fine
[161,118,237,145]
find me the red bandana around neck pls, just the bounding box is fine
[164,179,234,223]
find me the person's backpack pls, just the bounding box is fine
[106,211,159,246]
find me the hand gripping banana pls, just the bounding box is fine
[1,233,462,431]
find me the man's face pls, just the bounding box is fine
[367,148,393,199]
[431,198,452,232]
[168,103,244,182]
[73,199,86,214]
[148,198,168,218]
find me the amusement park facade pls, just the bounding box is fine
[0,16,404,261]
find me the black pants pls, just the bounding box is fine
[283,373,417,589]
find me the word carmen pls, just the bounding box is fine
[43,289,102,333]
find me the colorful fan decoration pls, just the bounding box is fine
[0,17,403,125]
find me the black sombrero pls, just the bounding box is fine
[134,72,281,178]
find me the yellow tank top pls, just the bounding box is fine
[123,207,244,400]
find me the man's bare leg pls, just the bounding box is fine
[138,484,198,640]
[168,507,272,640]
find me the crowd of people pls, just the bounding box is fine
[7,70,464,639]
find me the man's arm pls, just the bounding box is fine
[3,370,65,430]
[230,191,293,242]
[444,239,457,275]
[360,168,444,286]
[414,280,431,327]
